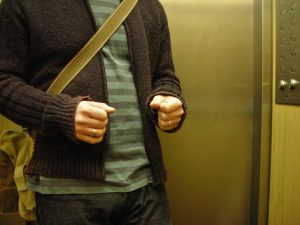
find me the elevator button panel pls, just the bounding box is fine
[276,0,300,104]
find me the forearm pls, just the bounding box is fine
[0,73,89,142]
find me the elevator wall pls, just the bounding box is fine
[159,0,265,224]
[268,0,300,224]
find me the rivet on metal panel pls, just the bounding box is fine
[280,38,288,45]
[289,79,299,90]
[280,66,286,73]
[279,80,288,90]
[291,34,297,42]
[290,18,297,27]
[280,52,288,60]
[280,23,287,31]
[290,64,297,73]
[291,3,297,11]
[279,0,286,5]
[291,49,297,58]
[280,9,287,17]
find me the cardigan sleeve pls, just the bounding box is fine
[146,2,187,132]
[0,0,85,142]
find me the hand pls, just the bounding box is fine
[74,101,115,144]
[149,95,184,131]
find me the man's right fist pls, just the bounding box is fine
[74,101,115,144]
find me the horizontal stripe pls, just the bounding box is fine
[103,51,129,60]
[107,146,146,157]
[104,45,128,52]
[108,94,137,103]
[33,166,150,186]
[106,150,147,162]
[104,68,133,77]
[110,121,142,130]
[110,127,143,136]
[92,7,115,14]
[89,0,119,8]
[103,46,129,55]
[27,176,152,194]
[109,108,141,116]
[105,39,130,49]
[105,32,127,41]
[105,171,150,183]
[107,85,136,92]
[106,75,134,83]
[105,157,149,170]
[104,62,131,69]
[104,175,152,186]
[106,40,128,48]
[108,89,137,96]
[108,82,136,90]
[109,134,143,145]
[109,114,141,121]
[107,81,135,88]
[108,141,146,150]
[109,102,139,109]
[108,98,138,105]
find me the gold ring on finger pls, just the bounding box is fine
[168,120,172,126]
[91,128,96,138]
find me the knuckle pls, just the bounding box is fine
[99,108,108,117]
[98,121,108,129]
[102,127,107,134]
[103,119,108,126]
[160,113,168,121]
[98,136,104,143]
[158,120,165,128]
[76,115,86,125]
[177,100,183,107]
[179,109,184,116]
[98,129,104,136]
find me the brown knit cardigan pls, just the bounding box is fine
[0,0,186,184]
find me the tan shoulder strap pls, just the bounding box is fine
[47,0,138,95]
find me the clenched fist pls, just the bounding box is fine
[74,101,115,144]
[149,95,184,131]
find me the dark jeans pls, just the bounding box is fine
[35,184,172,225]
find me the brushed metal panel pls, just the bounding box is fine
[159,0,264,225]
[269,1,300,225]
[276,0,300,104]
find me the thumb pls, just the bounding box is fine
[89,102,116,114]
[149,95,165,110]
[101,103,116,114]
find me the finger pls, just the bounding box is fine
[78,127,107,138]
[89,102,116,114]
[87,106,109,121]
[149,95,165,110]
[76,133,104,144]
[158,108,184,121]
[158,119,181,131]
[77,102,109,121]
[75,124,107,136]
[160,97,182,113]
[77,117,108,129]
[158,117,182,128]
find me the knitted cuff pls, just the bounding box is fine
[42,94,91,142]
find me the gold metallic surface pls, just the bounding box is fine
[159,0,265,224]
[257,0,273,224]
[269,0,300,224]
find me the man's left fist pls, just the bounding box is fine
[149,95,184,131]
